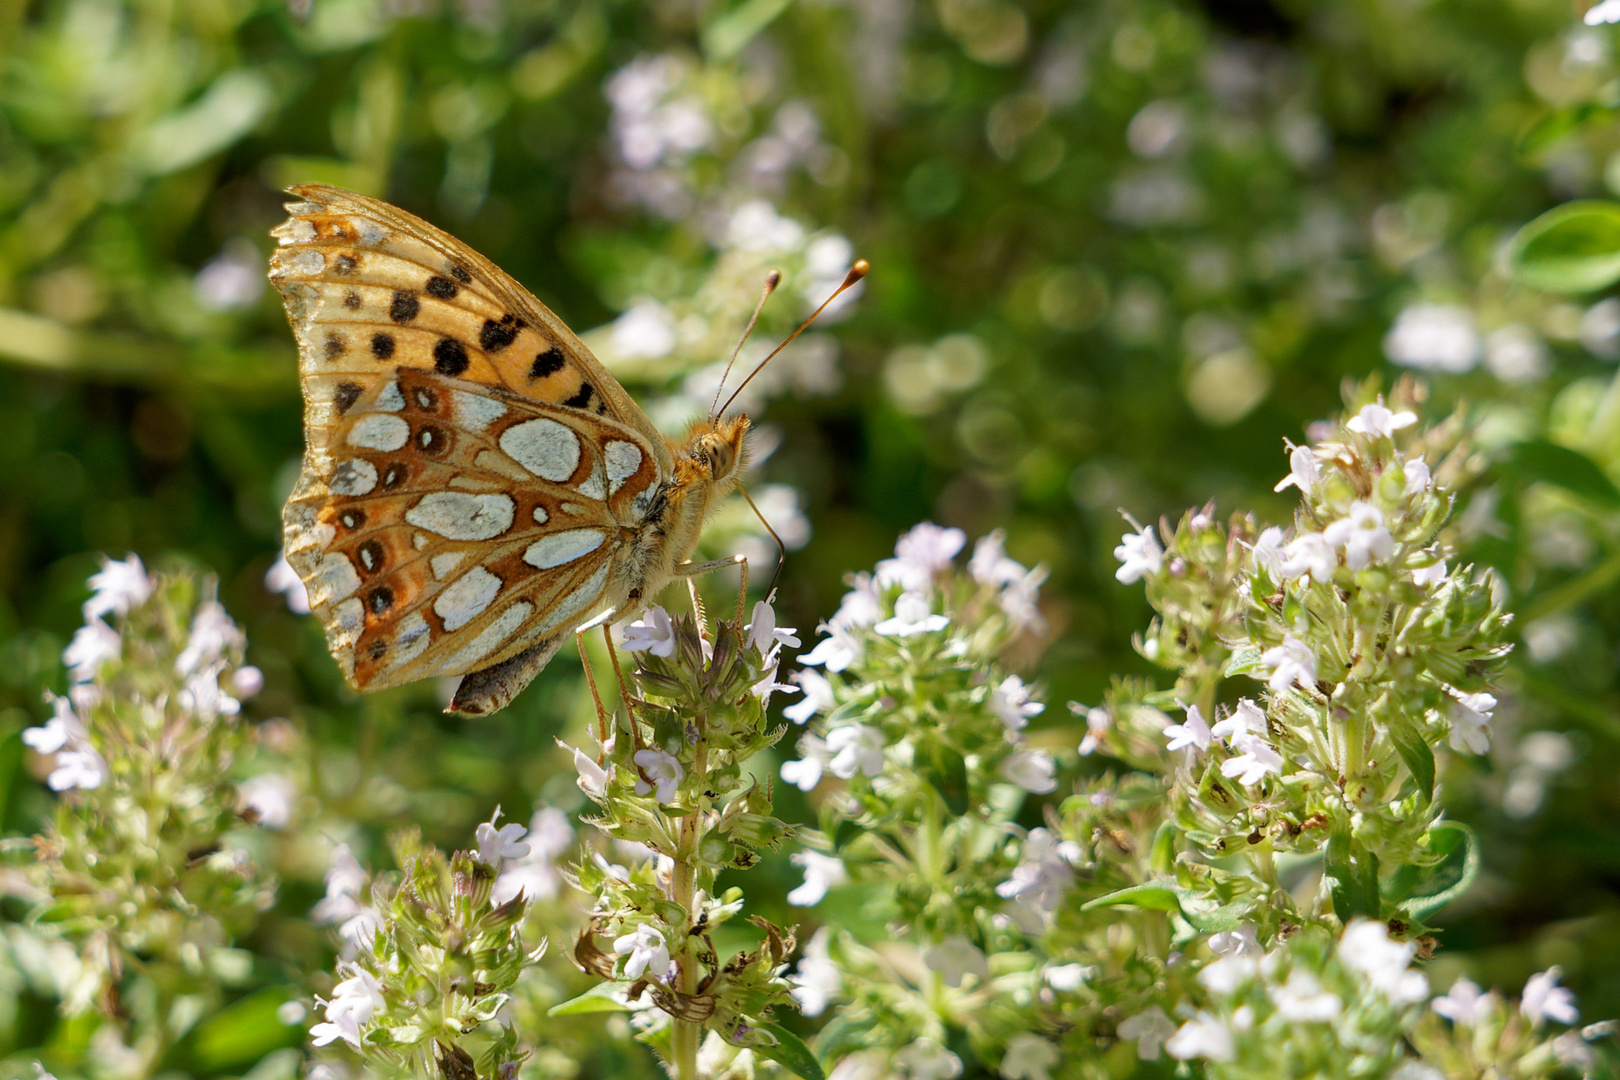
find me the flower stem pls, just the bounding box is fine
[669,745,708,1080]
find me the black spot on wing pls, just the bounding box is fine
[562,382,594,409]
[371,332,396,359]
[324,333,346,359]
[448,263,472,284]
[357,539,383,573]
[416,424,450,457]
[479,315,520,353]
[390,291,420,323]
[334,382,363,414]
[368,586,394,615]
[529,347,565,380]
[334,253,359,276]
[342,290,362,310]
[382,463,408,489]
[425,275,458,300]
[434,337,470,376]
[340,509,367,530]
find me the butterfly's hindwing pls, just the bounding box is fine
[282,370,663,690]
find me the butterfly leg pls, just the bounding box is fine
[601,625,645,752]
[447,634,565,716]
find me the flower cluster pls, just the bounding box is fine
[775,524,1062,1074]
[305,817,548,1079]
[14,556,275,1070]
[558,596,805,1080]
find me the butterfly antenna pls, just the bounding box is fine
[710,270,783,423]
[738,482,788,594]
[717,259,869,418]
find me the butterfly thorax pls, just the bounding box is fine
[630,415,750,599]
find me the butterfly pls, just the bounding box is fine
[268,185,860,716]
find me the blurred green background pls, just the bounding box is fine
[7,0,1620,1073]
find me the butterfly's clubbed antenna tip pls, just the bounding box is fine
[717,258,870,419]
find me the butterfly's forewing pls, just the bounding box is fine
[269,185,671,695]
[269,183,672,472]
[282,370,663,689]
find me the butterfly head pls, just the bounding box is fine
[686,414,751,486]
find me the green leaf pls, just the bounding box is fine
[701,0,793,61]
[1517,104,1619,158]
[186,987,302,1070]
[922,743,970,817]
[548,983,633,1016]
[756,1024,826,1080]
[1507,200,1620,293]
[1081,881,1182,913]
[1505,440,1620,508]
[1385,713,1435,804]
[1325,826,1381,922]
[1399,821,1480,924]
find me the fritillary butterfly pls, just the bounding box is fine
[269,185,846,716]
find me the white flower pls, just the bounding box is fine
[800,624,862,671]
[726,199,806,252]
[633,748,685,803]
[990,675,1044,731]
[1339,919,1428,1003]
[233,666,264,697]
[1211,700,1267,743]
[791,927,842,1016]
[560,740,612,799]
[1447,689,1496,755]
[82,554,152,621]
[1164,703,1211,752]
[1114,525,1163,584]
[1383,304,1480,373]
[1041,963,1091,992]
[264,554,310,615]
[883,522,966,587]
[1252,525,1286,577]
[1220,732,1284,786]
[999,1034,1059,1080]
[179,669,240,721]
[311,843,368,926]
[1347,401,1419,440]
[783,669,835,725]
[1274,443,1321,495]
[309,967,384,1048]
[874,591,949,637]
[24,695,84,755]
[1485,323,1551,382]
[64,621,120,683]
[613,923,670,981]
[998,564,1048,634]
[622,606,676,656]
[475,807,531,869]
[745,599,801,655]
[238,773,296,828]
[1208,923,1263,957]
[787,851,847,906]
[337,907,383,949]
[1261,635,1317,694]
[1271,970,1342,1021]
[1117,1006,1176,1059]
[923,934,990,988]
[492,806,574,905]
[1404,456,1431,494]
[996,828,1079,911]
[1165,1011,1234,1062]
[970,529,1026,586]
[176,601,243,675]
[831,573,882,629]
[1432,976,1492,1025]
[48,748,106,791]
[998,749,1057,793]
[1280,532,1337,584]
[1323,501,1395,570]
[1523,967,1579,1026]
[780,734,830,790]
[826,724,885,779]
[751,661,797,707]
[1588,0,1620,24]
[1073,704,1111,756]
[1198,954,1258,995]
[895,1037,962,1080]
[1412,556,1448,587]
